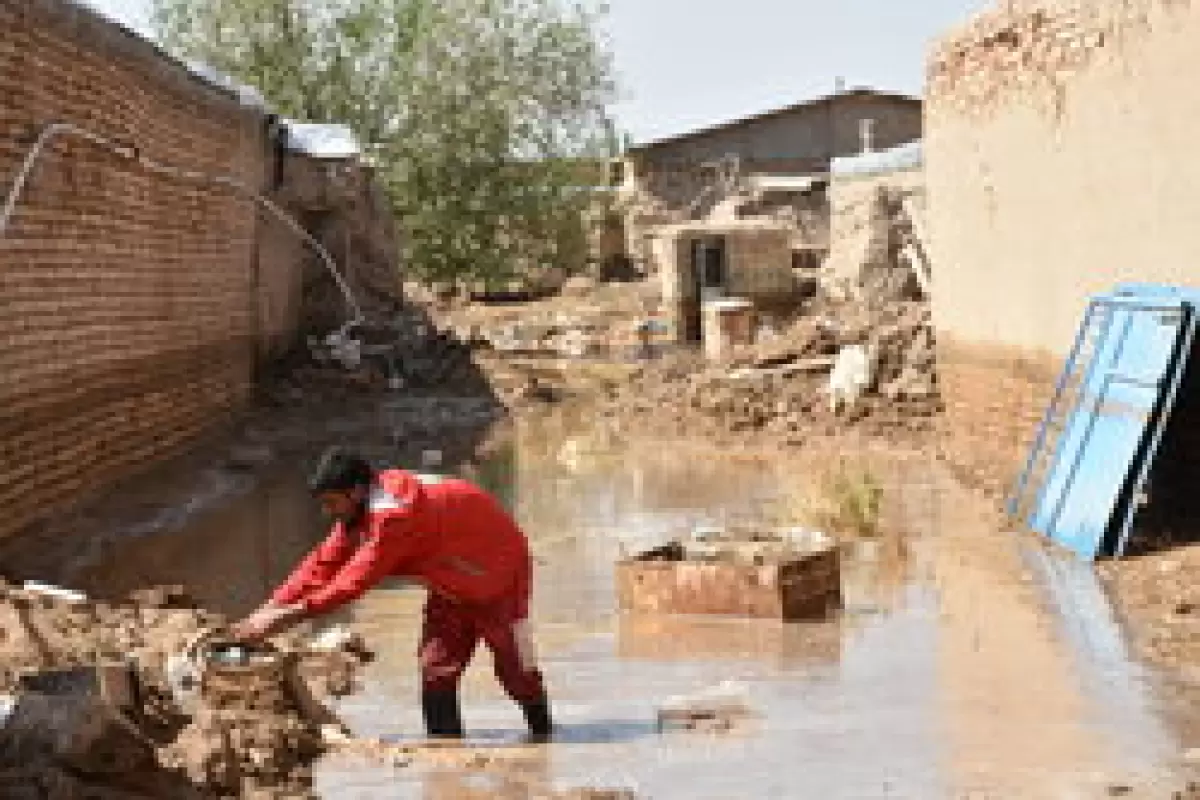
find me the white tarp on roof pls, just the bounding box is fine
[831,140,923,177]
[183,61,269,110]
[282,122,362,159]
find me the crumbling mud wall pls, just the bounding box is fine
[925,0,1200,490]
[0,0,266,542]
[823,168,925,299]
[287,158,403,337]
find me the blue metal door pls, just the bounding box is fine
[1011,295,1197,559]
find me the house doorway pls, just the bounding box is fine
[686,235,727,342]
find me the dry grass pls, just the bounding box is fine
[771,458,885,539]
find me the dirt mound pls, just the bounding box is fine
[596,299,939,443]
[0,581,371,799]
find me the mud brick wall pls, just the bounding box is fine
[926,0,1200,353]
[935,338,1060,498]
[824,168,924,288]
[924,0,1200,491]
[725,227,794,299]
[0,0,267,540]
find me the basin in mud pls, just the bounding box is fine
[615,534,841,621]
[167,633,344,730]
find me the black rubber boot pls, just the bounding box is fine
[519,693,554,742]
[422,690,464,738]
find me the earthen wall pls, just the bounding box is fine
[925,0,1200,490]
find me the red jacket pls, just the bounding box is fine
[271,470,532,619]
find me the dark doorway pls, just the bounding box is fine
[685,236,727,342]
[1116,334,1200,556]
[694,235,727,291]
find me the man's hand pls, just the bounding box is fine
[230,601,306,642]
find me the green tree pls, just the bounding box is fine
[152,0,619,283]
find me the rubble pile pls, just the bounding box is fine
[270,308,492,402]
[927,0,1161,119]
[598,300,939,441]
[0,581,371,799]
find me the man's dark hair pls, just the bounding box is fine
[308,447,374,494]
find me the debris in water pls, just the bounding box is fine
[656,681,753,733]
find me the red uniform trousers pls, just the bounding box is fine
[418,591,545,703]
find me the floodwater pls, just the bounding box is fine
[2,403,1193,798]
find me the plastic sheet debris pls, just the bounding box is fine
[21,581,87,604]
[826,343,878,413]
[0,694,15,729]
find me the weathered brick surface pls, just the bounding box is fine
[0,0,265,539]
[935,336,1060,498]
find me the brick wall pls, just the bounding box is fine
[0,0,267,540]
[924,0,1200,489]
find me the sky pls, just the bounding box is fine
[84,0,990,143]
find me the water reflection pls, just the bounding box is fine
[616,615,844,671]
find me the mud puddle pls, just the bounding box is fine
[2,403,1194,797]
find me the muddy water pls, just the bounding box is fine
[2,405,1190,798]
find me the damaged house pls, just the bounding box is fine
[615,88,924,348]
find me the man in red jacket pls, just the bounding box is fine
[231,448,553,740]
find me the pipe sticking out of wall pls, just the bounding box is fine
[0,121,366,332]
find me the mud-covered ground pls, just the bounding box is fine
[3,388,1200,797]
[3,280,1200,797]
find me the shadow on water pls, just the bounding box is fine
[0,393,505,616]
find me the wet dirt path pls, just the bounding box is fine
[1,402,1192,798]
[315,409,1188,798]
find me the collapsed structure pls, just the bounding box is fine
[0,581,370,798]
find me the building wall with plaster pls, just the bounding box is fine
[924,0,1200,492]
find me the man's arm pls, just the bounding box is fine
[298,517,423,616]
[270,523,355,607]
